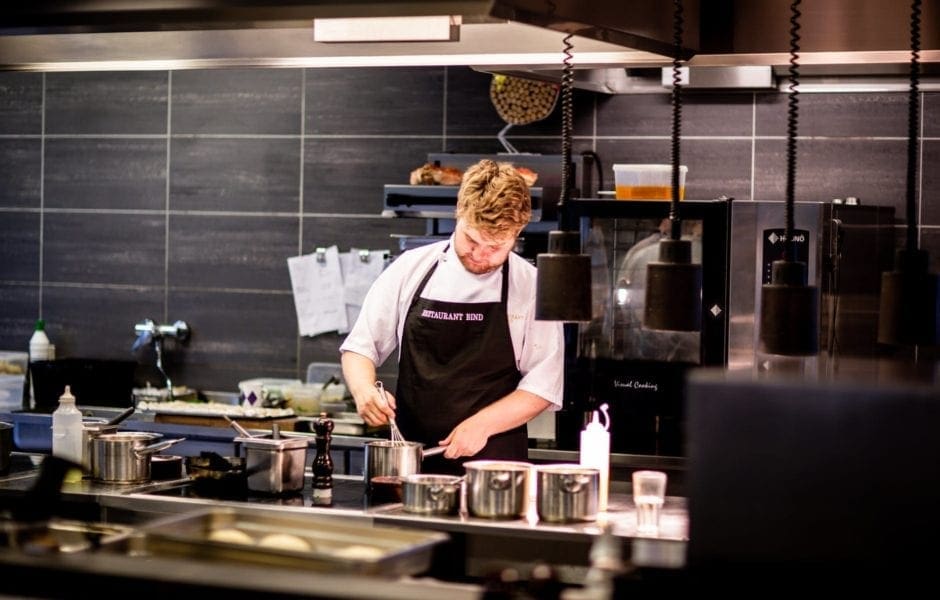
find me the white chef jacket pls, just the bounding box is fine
[340,236,564,409]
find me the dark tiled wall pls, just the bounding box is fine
[0,67,938,392]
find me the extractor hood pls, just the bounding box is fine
[0,1,668,72]
[1,0,939,88]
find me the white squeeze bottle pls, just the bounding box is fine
[29,318,54,362]
[580,403,611,511]
[52,385,83,469]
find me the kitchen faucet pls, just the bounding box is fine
[132,318,190,399]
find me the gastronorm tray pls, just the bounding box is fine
[103,507,447,577]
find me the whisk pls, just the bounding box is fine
[375,381,406,444]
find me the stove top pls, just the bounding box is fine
[146,475,385,511]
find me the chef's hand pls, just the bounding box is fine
[354,385,397,427]
[440,419,489,459]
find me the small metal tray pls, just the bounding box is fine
[105,507,447,577]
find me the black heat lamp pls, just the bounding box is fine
[535,34,591,322]
[643,0,702,333]
[877,0,940,347]
[758,0,820,356]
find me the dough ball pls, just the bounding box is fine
[208,528,254,545]
[331,544,384,560]
[257,533,312,553]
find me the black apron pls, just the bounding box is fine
[396,248,527,475]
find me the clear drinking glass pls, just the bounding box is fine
[632,470,667,536]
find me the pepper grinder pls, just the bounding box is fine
[312,412,334,505]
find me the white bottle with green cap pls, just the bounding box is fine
[29,318,54,362]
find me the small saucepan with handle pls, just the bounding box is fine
[92,432,185,484]
[363,440,447,484]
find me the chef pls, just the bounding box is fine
[340,159,564,473]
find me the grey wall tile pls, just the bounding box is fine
[922,228,940,274]
[0,139,41,208]
[925,93,940,138]
[921,140,940,226]
[170,137,300,212]
[0,212,39,281]
[172,69,302,135]
[0,72,42,135]
[306,67,444,136]
[45,139,167,210]
[0,284,38,351]
[167,290,299,390]
[42,285,164,360]
[300,333,346,373]
[301,216,425,255]
[596,92,754,137]
[168,214,297,291]
[596,138,752,201]
[42,213,166,285]
[303,137,442,214]
[45,72,168,135]
[754,139,907,209]
[445,67,593,137]
[755,92,909,138]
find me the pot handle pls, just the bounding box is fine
[488,473,513,491]
[422,445,447,458]
[561,474,586,494]
[134,438,185,457]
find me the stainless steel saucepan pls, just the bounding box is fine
[363,440,447,484]
[92,432,184,483]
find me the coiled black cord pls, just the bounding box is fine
[669,0,684,241]
[784,0,801,263]
[559,33,574,227]
[906,0,922,253]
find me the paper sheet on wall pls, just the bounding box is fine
[339,248,387,332]
[288,246,348,337]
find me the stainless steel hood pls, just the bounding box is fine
[0,1,667,72]
[1,0,939,88]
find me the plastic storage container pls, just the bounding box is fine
[0,351,28,412]
[613,164,687,201]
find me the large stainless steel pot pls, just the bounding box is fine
[402,474,462,515]
[363,441,447,483]
[536,464,599,523]
[464,460,531,519]
[92,432,184,483]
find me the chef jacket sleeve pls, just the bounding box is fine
[509,256,564,410]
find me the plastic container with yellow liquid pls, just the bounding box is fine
[613,164,687,200]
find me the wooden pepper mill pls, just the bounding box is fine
[312,412,334,505]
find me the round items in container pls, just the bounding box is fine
[51,386,82,466]
[490,75,559,125]
[535,464,600,523]
[464,460,531,519]
[402,474,462,515]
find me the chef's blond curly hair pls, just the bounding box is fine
[456,159,531,238]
